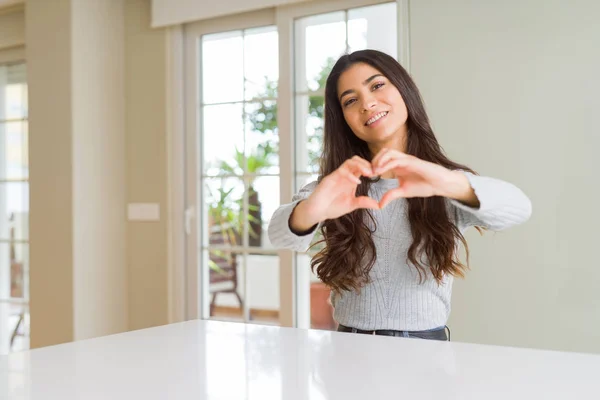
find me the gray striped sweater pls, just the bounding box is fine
[267,172,532,331]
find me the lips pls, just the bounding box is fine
[365,111,388,126]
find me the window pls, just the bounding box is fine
[183,1,403,329]
[0,61,29,354]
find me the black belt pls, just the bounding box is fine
[337,324,450,341]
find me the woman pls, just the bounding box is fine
[267,49,532,341]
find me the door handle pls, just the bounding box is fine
[184,206,195,235]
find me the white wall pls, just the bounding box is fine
[0,0,23,9]
[27,0,128,348]
[1,0,171,351]
[71,0,128,341]
[27,0,76,348]
[0,7,24,49]
[125,0,170,331]
[410,0,600,353]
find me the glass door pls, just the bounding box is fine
[185,11,283,325]
[285,0,400,330]
[184,1,404,328]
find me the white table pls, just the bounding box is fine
[2,320,599,399]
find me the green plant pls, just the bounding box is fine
[247,57,336,174]
[207,57,336,253]
[207,143,276,250]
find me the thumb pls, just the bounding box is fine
[353,196,380,210]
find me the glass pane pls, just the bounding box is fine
[245,101,278,175]
[204,248,244,322]
[295,95,324,174]
[1,63,28,119]
[204,177,244,248]
[0,120,28,180]
[0,242,29,354]
[0,183,29,241]
[297,253,337,331]
[202,31,244,104]
[247,176,280,249]
[295,12,346,92]
[244,26,278,101]
[9,243,28,300]
[0,303,29,355]
[246,254,279,325]
[202,103,244,176]
[202,176,245,322]
[348,3,398,58]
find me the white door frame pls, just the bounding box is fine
[165,26,186,324]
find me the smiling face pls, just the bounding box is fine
[337,62,409,155]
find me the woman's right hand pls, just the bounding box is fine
[289,156,379,232]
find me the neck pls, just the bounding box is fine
[367,128,408,179]
[369,128,407,155]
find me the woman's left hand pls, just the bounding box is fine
[371,148,480,209]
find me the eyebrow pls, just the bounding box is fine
[338,74,384,101]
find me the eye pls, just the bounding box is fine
[343,98,356,107]
[372,82,385,90]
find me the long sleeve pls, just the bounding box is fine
[449,172,532,231]
[267,181,320,252]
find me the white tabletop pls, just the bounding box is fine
[2,319,600,399]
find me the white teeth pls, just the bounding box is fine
[366,111,388,125]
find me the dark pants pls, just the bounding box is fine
[337,324,449,341]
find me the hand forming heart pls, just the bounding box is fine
[301,148,472,223]
[370,148,459,208]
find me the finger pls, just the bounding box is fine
[370,147,391,167]
[344,157,374,177]
[373,150,409,172]
[379,187,408,209]
[375,157,412,176]
[351,156,375,176]
[352,196,380,210]
[338,168,362,185]
[350,155,371,166]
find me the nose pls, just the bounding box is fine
[360,93,377,112]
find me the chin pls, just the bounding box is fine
[367,127,402,144]
[372,134,407,153]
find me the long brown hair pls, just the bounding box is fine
[311,49,478,293]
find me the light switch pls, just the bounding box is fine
[128,203,160,221]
